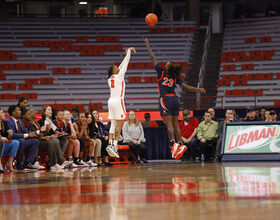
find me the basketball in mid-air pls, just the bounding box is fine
[145,13,158,27]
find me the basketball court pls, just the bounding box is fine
[0,162,279,219]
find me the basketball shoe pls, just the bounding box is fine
[174,145,188,160]
[106,144,120,158]
[171,143,181,158]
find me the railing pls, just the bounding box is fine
[6,13,130,18]
[1,94,279,111]
[196,15,212,109]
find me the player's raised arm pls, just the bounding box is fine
[118,47,136,70]
[180,83,206,94]
[118,47,136,79]
[145,38,157,67]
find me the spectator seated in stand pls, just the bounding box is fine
[73,112,97,167]
[264,110,271,122]
[243,107,261,121]
[266,1,280,16]
[91,110,112,167]
[0,108,19,173]
[86,112,102,166]
[234,0,253,18]
[208,107,219,123]
[63,110,83,166]
[122,111,147,164]
[142,113,159,128]
[17,97,28,113]
[23,108,72,170]
[179,109,199,163]
[214,109,236,162]
[6,105,40,170]
[71,107,79,123]
[197,111,218,161]
[53,110,69,154]
[269,110,278,121]
[259,108,266,121]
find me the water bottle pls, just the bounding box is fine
[201,154,205,161]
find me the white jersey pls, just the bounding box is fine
[108,49,131,120]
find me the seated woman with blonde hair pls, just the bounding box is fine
[122,111,147,164]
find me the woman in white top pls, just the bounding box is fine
[122,111,147,163]
[106,47,136,158]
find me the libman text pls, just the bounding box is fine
[226,126,279,153]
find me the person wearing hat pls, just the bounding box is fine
[243,107,261,121]
[269,110,278,121]
[179,109,199,162]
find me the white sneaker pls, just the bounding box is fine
[72,163,79,168]
[78,159,89,167]
[50,166,64,170]
[106,144,119,158]
[34,161,45,170]
[86,159,98,167]
[171,143,180,158]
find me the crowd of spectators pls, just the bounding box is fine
[0,97,279,172]
[179,106,279,163]
[234,0,280,18]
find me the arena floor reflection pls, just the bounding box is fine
[0,162,280,220]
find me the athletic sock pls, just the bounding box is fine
[169,139,175,147]
[86,156,91,162]
[73,157,78,164]
[113,140,118,146]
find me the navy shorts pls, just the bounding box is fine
[159,96,180,116]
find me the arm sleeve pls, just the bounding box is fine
[176,75,183,85]
[214,123,219,138]
[122,122,133,143]
[5,119,24,139]
[155,64,163,79]
[118,49,131,80]
[138,123,146,143]
[218,122,224,138]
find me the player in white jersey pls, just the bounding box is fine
[106,47,136,158]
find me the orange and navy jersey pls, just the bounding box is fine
[155,64,182,96]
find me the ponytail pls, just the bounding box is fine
[167,62,182,79]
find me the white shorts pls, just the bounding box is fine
[108,97,126,120]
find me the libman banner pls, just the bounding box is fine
[223,124,280,154]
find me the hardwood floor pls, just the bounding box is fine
[0,162,279,220]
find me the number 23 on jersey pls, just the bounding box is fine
[162,77,174,87]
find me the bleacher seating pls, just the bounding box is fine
[216,16,280,108]
[0,18,195,111]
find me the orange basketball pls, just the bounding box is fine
[145,13,158,27]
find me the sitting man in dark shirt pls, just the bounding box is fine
[243,107,261,121]
[142,113,158,128]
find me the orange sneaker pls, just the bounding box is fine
[171,143,181,158]
[174,145,188,160]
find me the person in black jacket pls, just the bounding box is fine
[214,109,236,162]
[243,107,261,121]
[91,110,112,166]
